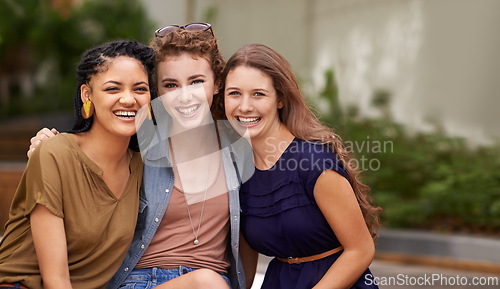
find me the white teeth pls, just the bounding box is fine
[238,117,260,124]
[177,105,199,115]
[115,111,136,117]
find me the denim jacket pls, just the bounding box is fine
[107,124,252,289]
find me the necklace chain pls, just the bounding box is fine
[184,151,212,245]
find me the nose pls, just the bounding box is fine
[177,87,193,103]
[238,96,253,112]
[120,90,137,106]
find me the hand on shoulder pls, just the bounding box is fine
[27,128,59,158]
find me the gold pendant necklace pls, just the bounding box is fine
[184,151,211,245]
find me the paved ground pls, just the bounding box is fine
[369,259,500,288]
[251,255,500,289]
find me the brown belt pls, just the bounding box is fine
[278,245,344,264]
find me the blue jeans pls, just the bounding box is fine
[0,283,27,289]
[117,266,231,289]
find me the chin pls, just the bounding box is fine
[115,128,137,138]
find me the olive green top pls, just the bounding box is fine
[0,133,143,289]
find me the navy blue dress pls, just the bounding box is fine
[240,138,378,289]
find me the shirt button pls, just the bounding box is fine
[124,267,129,272]
[155,218,159,222]
[140,244,145,249]
[165,189,169,193]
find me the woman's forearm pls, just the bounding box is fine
[313,245,375,289]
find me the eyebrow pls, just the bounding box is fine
[161,74,206,83]
[226,87,270,93]
[103,81,148,86]
[103,80,122,86]
[188,74,206,80]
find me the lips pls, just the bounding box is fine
[175,104,200,117]
[114,110,137,118]
[236,116,261,126]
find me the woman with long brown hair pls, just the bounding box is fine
[222,43,381,289]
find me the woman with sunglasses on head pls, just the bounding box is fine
[0,40,154,289]
[221,43,381,289]
[26,24,249,289]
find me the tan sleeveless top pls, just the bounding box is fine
[136,158,230,274]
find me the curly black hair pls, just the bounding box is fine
[69,40,158,151]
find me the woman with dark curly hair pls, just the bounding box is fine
[0,40,155,289]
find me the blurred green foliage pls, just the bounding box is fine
[317,69,500,235]
[202,5,219,25]
[0,0,156,117]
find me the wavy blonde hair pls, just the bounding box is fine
[220,44,382,239]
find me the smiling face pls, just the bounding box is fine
[224,65,283,142]
[157,52,217,134]
[81,56,151,138]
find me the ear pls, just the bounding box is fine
[214,80,221,95]
[277,99,284,109]
[80,84,91,103]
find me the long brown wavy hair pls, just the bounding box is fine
[219,43,382,239]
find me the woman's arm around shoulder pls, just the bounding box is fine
[27,127,59,158]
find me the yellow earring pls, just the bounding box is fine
[148,104,153,120]
[81,100,94,119]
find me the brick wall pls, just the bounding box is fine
[0,120,31,234]
[0,114,71,234]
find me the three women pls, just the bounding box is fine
[18,26,381,289]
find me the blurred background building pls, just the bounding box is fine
[2,0,499,143]
[143,0,500,145]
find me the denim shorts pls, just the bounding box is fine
[117,266,231,289]
[0,283,28,289]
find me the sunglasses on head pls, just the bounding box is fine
[154,22,213,37]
